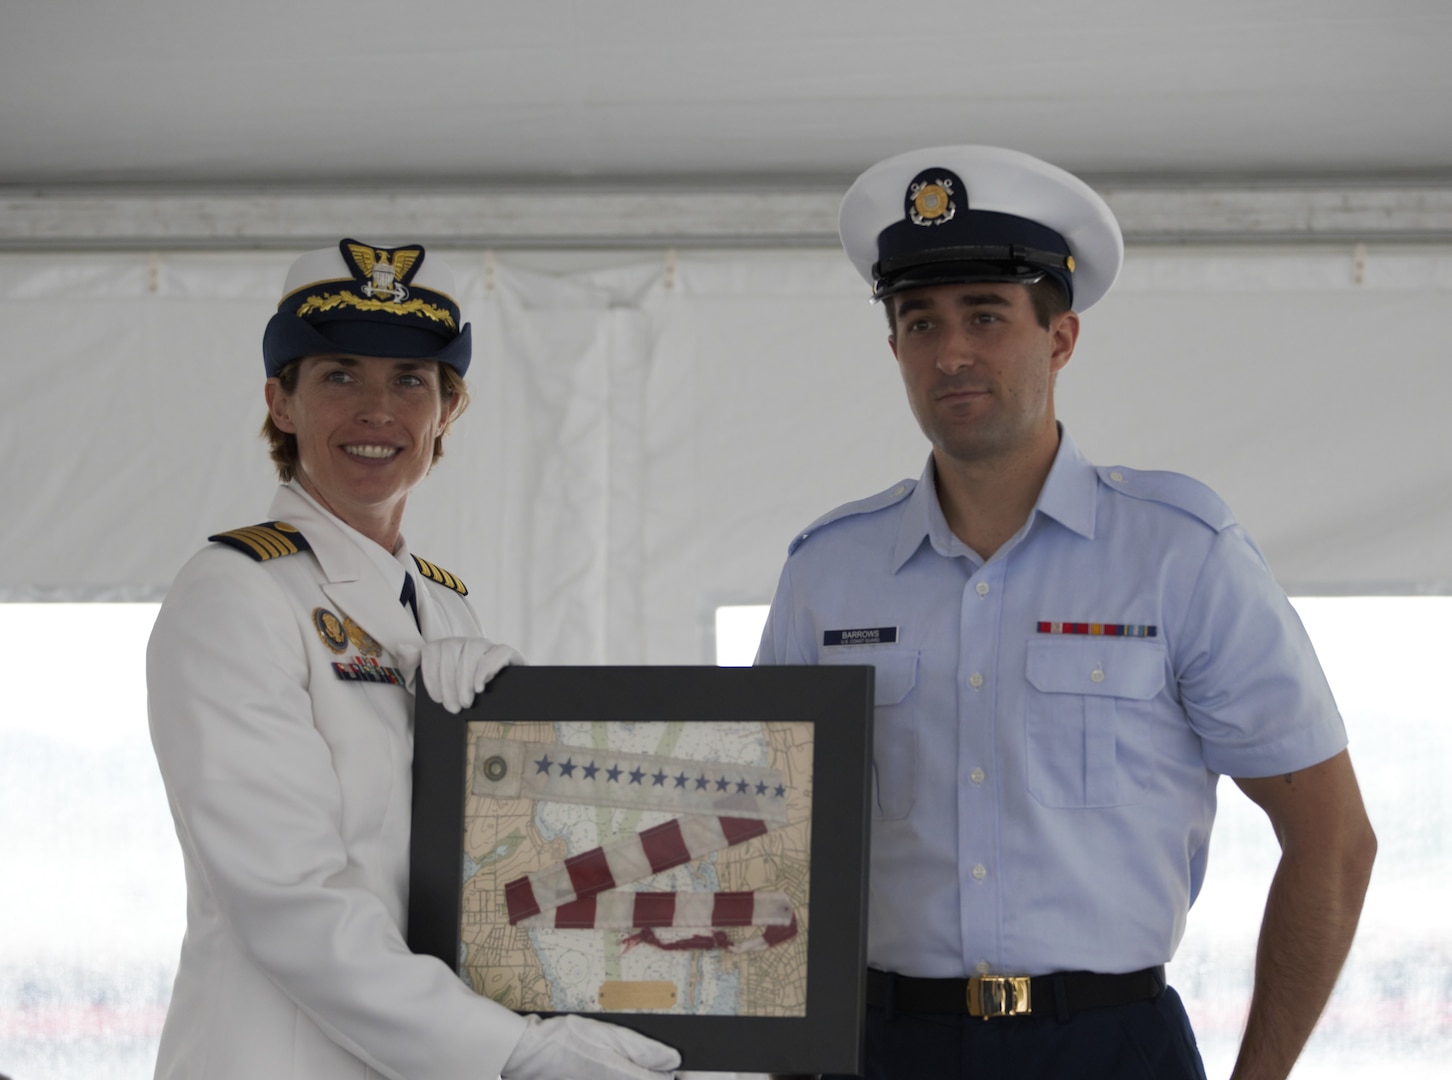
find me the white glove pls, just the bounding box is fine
[399,636,523,713]
[501,1014,681,1080]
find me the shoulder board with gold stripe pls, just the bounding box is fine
[207,521,313,561]
[412,555,468,595]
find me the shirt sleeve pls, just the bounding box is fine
[755,560,799,666]
[1172,525,1348,778]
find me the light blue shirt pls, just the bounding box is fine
[756,429,1346,978]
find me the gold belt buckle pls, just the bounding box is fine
[967,975,1032,1020]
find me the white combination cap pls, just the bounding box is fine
[839,145,1123,311]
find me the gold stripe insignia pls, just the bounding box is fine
[208,521,313,561]
[413,555,468,595]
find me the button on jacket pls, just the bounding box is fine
[148,482,528,1080]
[756,429,1347,979]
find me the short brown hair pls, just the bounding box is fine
[885,277,1071,335]
[260,361,470,482]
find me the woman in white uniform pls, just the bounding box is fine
[147,240,680,1080]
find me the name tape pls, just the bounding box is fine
[822,626,898,647]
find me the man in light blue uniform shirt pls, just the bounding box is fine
[756,146,1376,1080]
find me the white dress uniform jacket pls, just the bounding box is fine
[148,482,528,1080]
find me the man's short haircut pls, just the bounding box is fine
[260,360,469,482]
[885,277,1071,335]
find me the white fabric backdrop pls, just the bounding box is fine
[2,245,1449,662]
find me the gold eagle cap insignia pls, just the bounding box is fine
[340,240,425,304]
[343,242,424,281]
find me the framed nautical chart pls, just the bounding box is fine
[408,665,873,1075]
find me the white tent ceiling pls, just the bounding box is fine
[4,0,1452,187]
[4,2,1451,250]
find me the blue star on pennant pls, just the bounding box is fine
[774,784,786,798]
[674,772,689,789]
[715,776,730,792]
[534,755,553,776]
[606,764,623,782]
[756,781,769,796]
[694,774,710,790]
[652,770,668,787]
[735,778,749,794]
[558,757,577,778]
[582,761,600,780]
[629,766,646,785]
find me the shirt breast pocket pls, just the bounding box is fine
[822,648,919,821]
[1024,638,1167,809]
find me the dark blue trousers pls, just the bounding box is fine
[823,985,1208,1080]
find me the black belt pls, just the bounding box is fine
[866,965,1165,1020]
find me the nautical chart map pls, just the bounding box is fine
[458,718,813,1017]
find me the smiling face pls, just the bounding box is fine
[264,354,455,549]
[889,282,1079,470]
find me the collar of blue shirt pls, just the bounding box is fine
[892,425,1099,572]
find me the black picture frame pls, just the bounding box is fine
[408,664,873,1075]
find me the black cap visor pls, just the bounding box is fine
[263,312,472,377]
[871,257,1057,302]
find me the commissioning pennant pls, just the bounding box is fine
[460,719,814,1019]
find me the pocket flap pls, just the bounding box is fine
[1026,638,1166,700]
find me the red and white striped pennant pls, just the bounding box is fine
[493,739,802,952]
